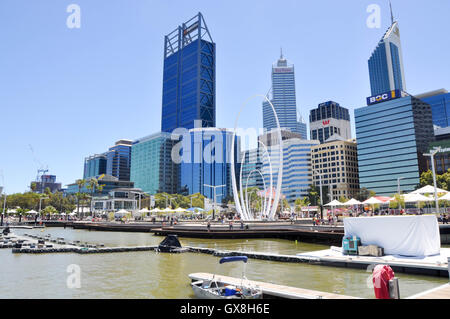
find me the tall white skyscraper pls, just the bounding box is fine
[262,51,307,138]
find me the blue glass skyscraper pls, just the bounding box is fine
[355,96,434,196]
[106,140,132,181]
[262,52,306,138]
[368,18,406,96]
[416,89,450,128]
[161,13,215,133]
[179,128,240,203]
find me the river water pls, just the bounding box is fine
[0,228,447,299]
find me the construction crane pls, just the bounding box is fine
[28,145,49,192]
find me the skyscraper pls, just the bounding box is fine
[83,153,107,179]
[106,140,132,181]
[355,95,434,196]
[415,89,450,129]
[262,51,306,138]
[179,128,240,203]
[309,101,351,144]
[161,13,215,133]
[130,132,179,195]
[368,8,406,96]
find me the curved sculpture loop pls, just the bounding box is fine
[230,95,283,221]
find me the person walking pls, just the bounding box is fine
[207,221,211,232]
[229,220,233,231]
[444,214,448,225]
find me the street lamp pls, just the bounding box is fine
[39,196,49,220]
[397,177,404,212]
[204,184,225,220]
[424,149,440,215]
[312,169,323,219]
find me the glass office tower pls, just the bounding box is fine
[180,128,240,203]
[241,148,264,190]
[355,96,434,196]
[106,140,132,181]
[262,52,306,138]
[130,132,178,195]
[415,89,450,128]
[161,13,215,133]
[83,153,107,179]
[368,20,406,96]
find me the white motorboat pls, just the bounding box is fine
[190,256,263,299]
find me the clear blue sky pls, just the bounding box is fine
[0,0,449,194]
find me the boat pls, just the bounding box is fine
[190,256,263,299]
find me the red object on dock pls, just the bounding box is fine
[373,265,395,299]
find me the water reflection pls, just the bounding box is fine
[0,228,446,299]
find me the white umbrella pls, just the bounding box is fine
[27,210,38,215]
[362,197,384,205]
[411,185,448,194]
[438,192,450,201]
[150,208,162,213]
[401,193,434,203]
[139,208,150,213]
[324,199,345,207]
[162,207,174,213]
[344,198,362,205]
[174,207,186,213]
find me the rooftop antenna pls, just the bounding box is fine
[389,0,394,24]
[280,47,284,59]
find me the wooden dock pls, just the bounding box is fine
[407,283,450,299]
[188,272,359,299]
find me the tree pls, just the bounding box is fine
[295,197,310,212]
[420,169,450,191]
[76,179,86,216]
[356,188,376,202]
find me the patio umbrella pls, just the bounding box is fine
[27,210,38,215]
[344,198,361,205]
[438,192,450,201]
[362,197,384,205]
[324,199,345,207]
[401,193,434,203]
[411,185,448,194]
[174,207,186,213]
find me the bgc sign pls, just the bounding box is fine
[367,90,401,106]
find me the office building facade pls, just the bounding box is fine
[259,130,319,205]
[30,175,62,193]
[355,95,434,196]
[161,13,215,133]
[262,53,306,138]
[309,101,351,144]
[311,138,360,200]
[425,140,450,175]
[106,140,132,181]
[83,153,107,180]
[65,175,135,196]
[130,132,179,195]
[368,19,406,96]
[179,128,240,203]
[240,148,264,191]
[415,89,450,129]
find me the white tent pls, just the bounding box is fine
[174,207,186,213]
[162,207,174,212]
[114,209,129,218]
[150,208,162,213]
[411,185,448,194]
[438,192,450,201]
[324,199,345,207]
[27,210,38,215]
[139,208,150,213]
[362,197,384,205]
[401,193,434,203]
[344,198,362,205]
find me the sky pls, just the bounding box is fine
[0,0,449,194]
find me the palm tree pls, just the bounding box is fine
[76,179,86,217]
[86,178,100,216]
